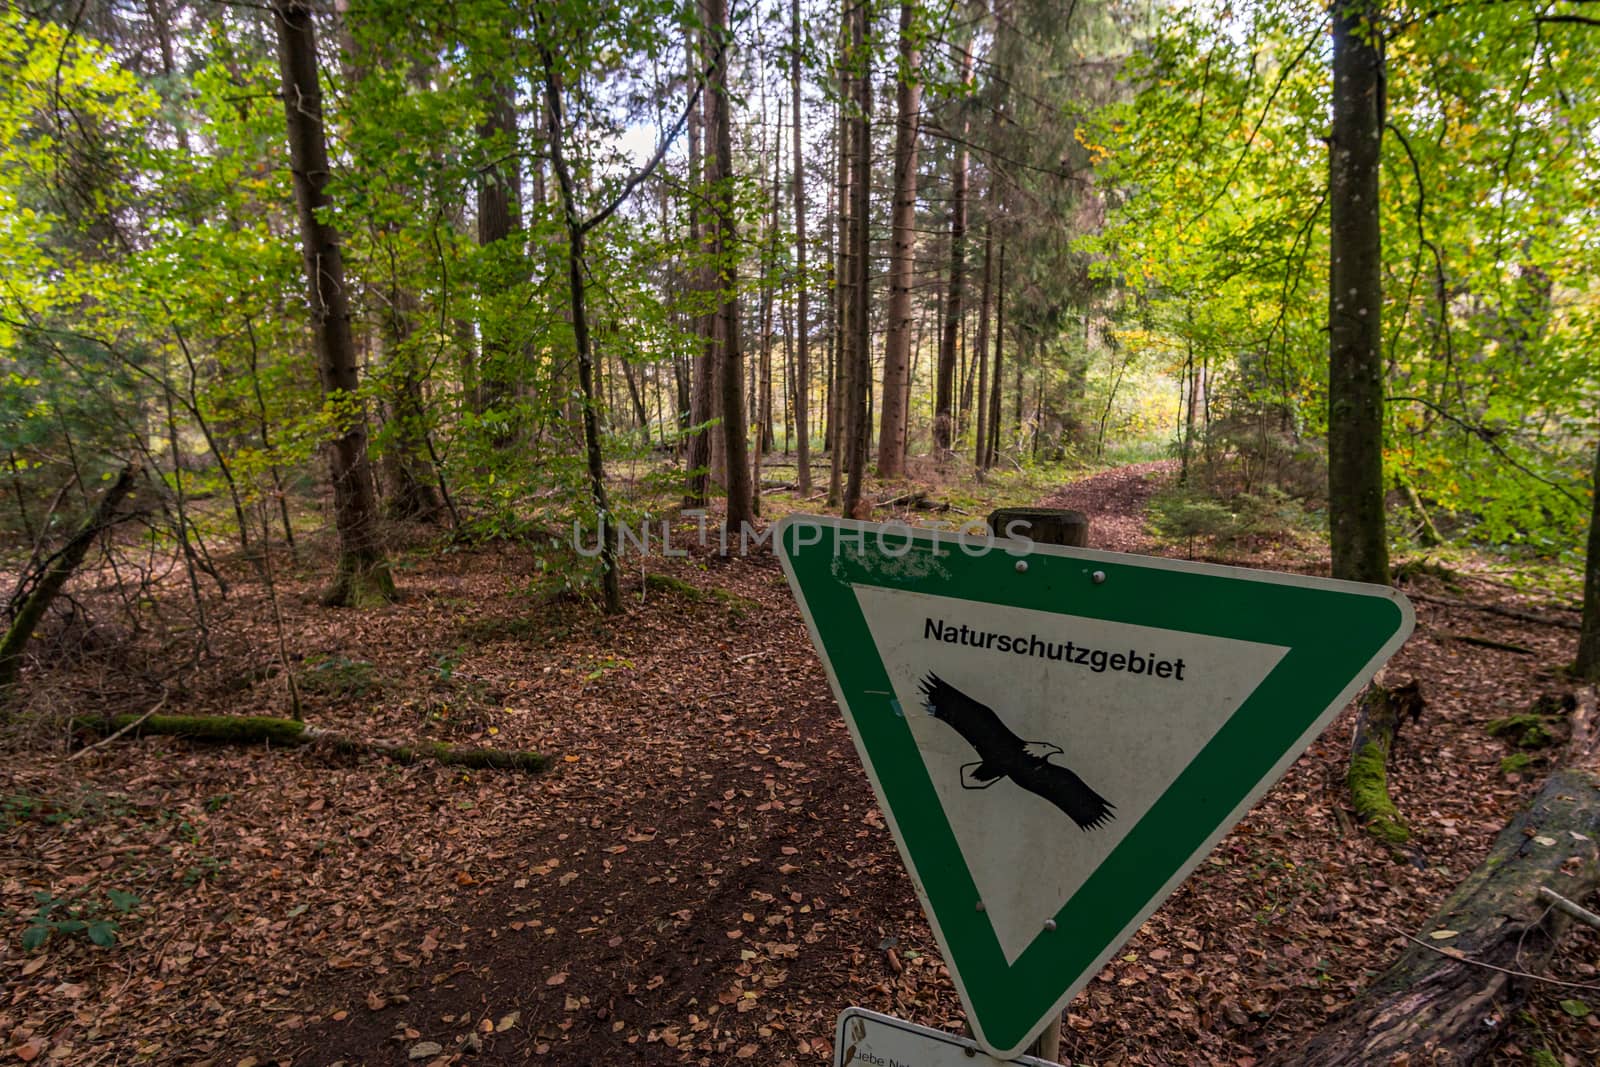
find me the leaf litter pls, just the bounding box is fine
[0,463,1594,1065]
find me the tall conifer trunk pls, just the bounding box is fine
[973,220,993,470]
[707,0,753,532]
[272,0,394,607]
[790,0,813,492]
[933,44,973,454]
[841,0,872,516]
[985,241,1006,468]
[877,0,920,478]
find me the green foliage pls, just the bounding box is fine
[1146,484,1311,556]
[299,656,383,700]
[1085,0,1600,552]
[1499,752,1534,775]
[21,887,141,951]
[1486,713,1557,750]
[643,572,759,616]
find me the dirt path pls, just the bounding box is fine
[5,465,1595,1066]
[1037,460,1174,553]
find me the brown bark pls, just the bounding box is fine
[984,241,1006,469]
[840,0,871,518]
[272,0,394,607]
[1327,0,1389,585]
[790,0,813,492]
[1,464,138,693]
[684,20,714,508]
[379,294,442,522]
[475,64,523,418]
[876,0,920,478]
[827,89,848,509]
[973,220,993,470]
[707,0,752,532]
[1268,690,1600,1066]
[1578,435,1600,677]
[933,44,973,454]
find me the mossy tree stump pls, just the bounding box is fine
[1348,678,1423,846]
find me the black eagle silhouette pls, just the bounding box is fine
[918,673,1115,832]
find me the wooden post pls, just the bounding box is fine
[985,506,1087,1062]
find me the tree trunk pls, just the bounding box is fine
[541,54,624,615]
[973,220,993,470]
[841,0,871,518]
[1576,434,1600,678]
[1268,689,1600,1066]
[985,242,1006,469]
[1327,0,1389,585]
[708,0,753,533]
[684,22,714,508]
[380,286,443,521]
[827,85,847,508]
[272,0,394,608]
[475,66,523,420]
[1347,678,1423,845]
[74,713,548,773]
[876,0,920,479]
[0,464,138,694]
[791,0,813,493]
[933,44,973,454]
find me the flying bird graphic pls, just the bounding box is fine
[918,673,1115,832]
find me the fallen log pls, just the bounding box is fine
[1434,630,1536,656]
[1406,590,1580,631]
[1348,678,1424,846]
[73,713,548,772]
[1,463,139,693]
[873,490,953,512]
[1267,688,1600,1066]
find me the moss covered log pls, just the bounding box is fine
[1348,679,1423,846]
[1267,689,1600,1066]
[73,713,547,772]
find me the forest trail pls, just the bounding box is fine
[291,463,1184,1067]
[4,464,1594,1066]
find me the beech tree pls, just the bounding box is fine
[1326,0,1388,585]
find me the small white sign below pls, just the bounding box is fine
[832,1007,1060,1067]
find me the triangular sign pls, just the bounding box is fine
[775,516,1414,1058]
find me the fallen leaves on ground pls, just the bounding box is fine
[0,464,1594,1065]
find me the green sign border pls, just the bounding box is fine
[775,516,1414,1058]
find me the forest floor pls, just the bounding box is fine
[2,461,1598,1066]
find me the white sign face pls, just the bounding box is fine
[853,585,1288,964]
[832,1008,1056,1067]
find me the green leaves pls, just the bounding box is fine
[20,887,140,951]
